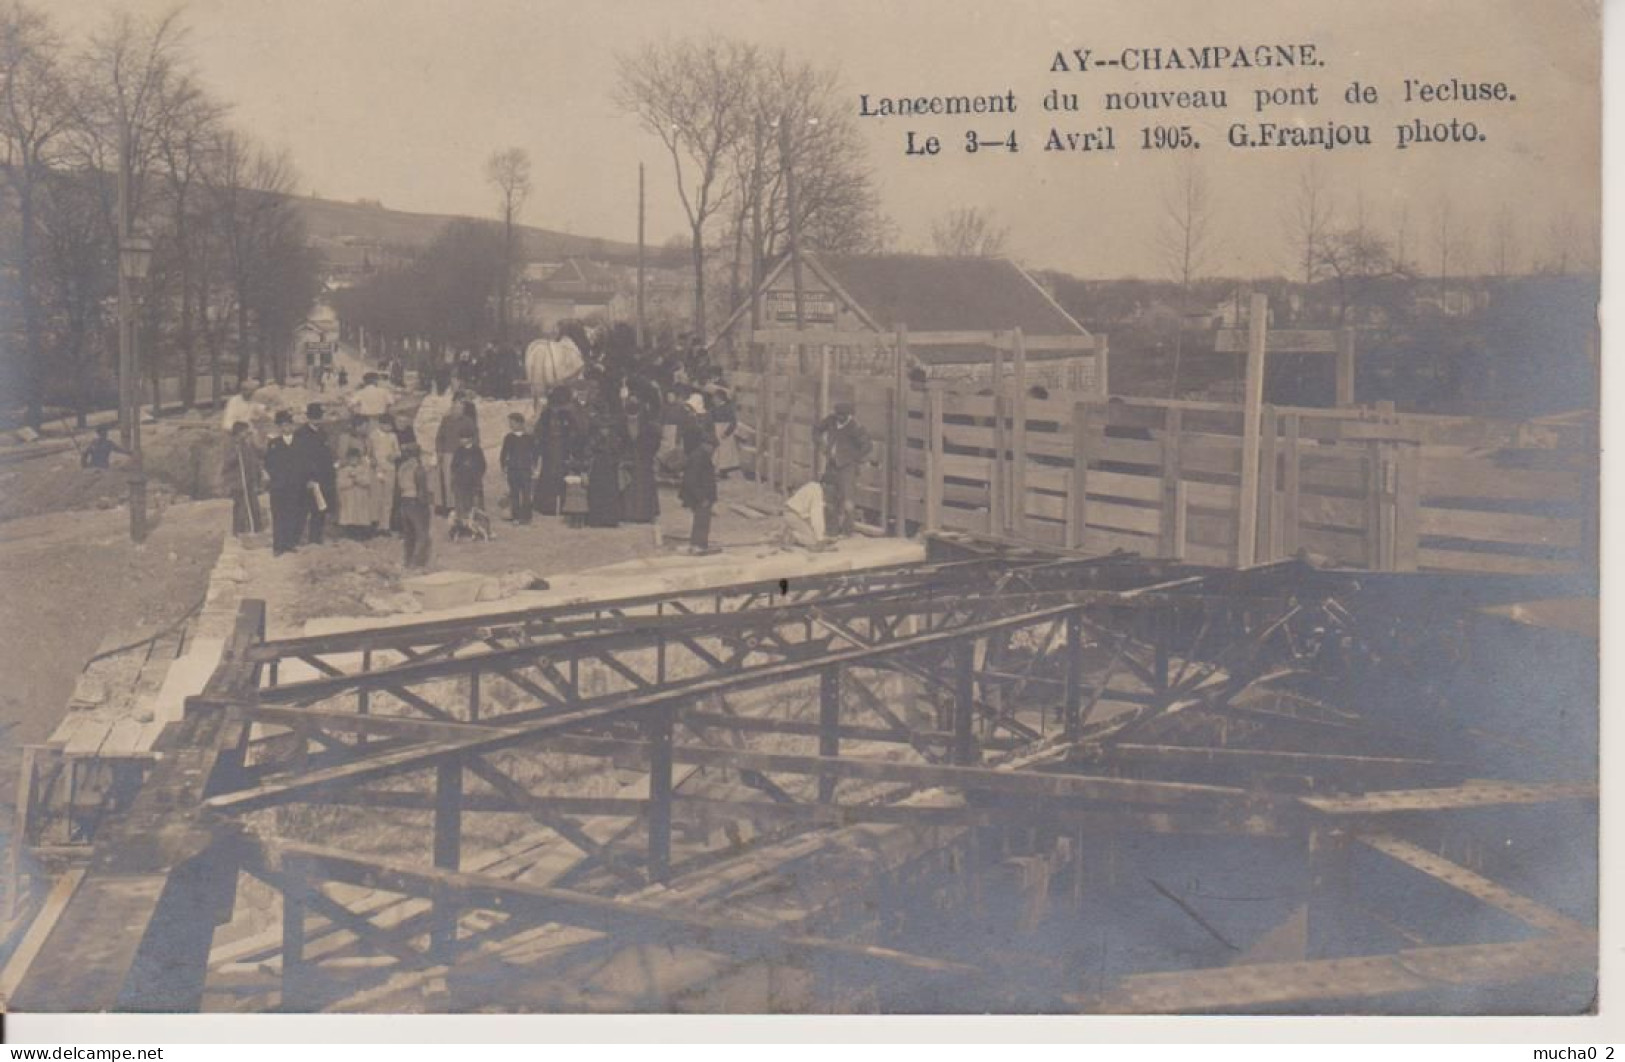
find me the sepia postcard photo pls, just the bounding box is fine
[0,0,1602,1029]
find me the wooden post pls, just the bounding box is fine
[991,342,1007,536]
[648,706,675,882]
[1257,405,1278,563]
[817,346,832,479]
[1282,412,1301,556]
[467,670,480,723]
[819,666,841,803]
[1335,327,1356,408]
[893,324,910,536]
[1237,293,1268,567]
[1011,329,1029,538]
[925,383,945,531]
[1393,441,1422,572]
[280,854,308,1010]
[1063,612,1084,738]
[1160,408,1184,560]
[779,402,792,492]
[431,755,462,956]
[953,640,978,766]
[1067,403,1091,549]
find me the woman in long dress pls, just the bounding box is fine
[368,414,401,531]
[621,392,661,524]
[585,407,625,528]
[533,387,574,516]
[708,384,741,479]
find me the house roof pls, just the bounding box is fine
[710,252,1092,352]
[535,257,618,301]
[811,253,1091,338]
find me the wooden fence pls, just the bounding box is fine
[730,334,1594,577]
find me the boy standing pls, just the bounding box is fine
[450,427,487,526]
[396,442,432,569]
[499,412,537,524]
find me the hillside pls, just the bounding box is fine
[292,194,652,268]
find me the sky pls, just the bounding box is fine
[54,0,1602,279]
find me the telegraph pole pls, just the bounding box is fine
[636,162,646,347]
[117,117,150,543]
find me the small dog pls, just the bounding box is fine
[448,507,495,542]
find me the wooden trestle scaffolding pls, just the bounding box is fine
[4,538,1597,1014]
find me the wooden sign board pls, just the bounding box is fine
[1214,329,1339,354]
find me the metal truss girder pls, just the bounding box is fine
[1300,781,1598,816]
[1355,832,1591,937]
[1085,934,1595,1014]
[255,838,979,978]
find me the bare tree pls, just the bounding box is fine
[1157,157,1214,396]
[720,50,887,322]
[722,52,887,318]
[617,38,757,339]
[1317,226,1399,326]
[485,146,531,342]
[150,73,221,408]
[930,207,1008,257]
[1490,207,1518,277]
[1286,160,1335,283]
[202,130,301,383]
[0,1,75,427]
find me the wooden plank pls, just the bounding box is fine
[1084,468,1162,504]
[1417,548,1580,576]
[1256,406,1277,563]
[1298,453,1370,493]
[1215,328,1339,355]
[1067,403,1090,548]
[939,452,994,480]
[938,506,991,535]
[1185,479,1240,511]
[1081,525,1160,557]
[925,386,944,531]
[1011,329,1029,538]
[1236,293,1267,566]
[1179,433,1244,476]
[1282,413,1301,555]
[0,866,89,1002]
[1091,937,1591,1014]
[892,327,910,535]
[1295,492,1368,531]
[1418,507,1582,549]
[1185,511,1239,549]
[1335,327,1356,407]
[1084,499,1164,537]
[1299,527,1370,567]
[1419,455,1584,504]
[1160,408,1183,560]
[1393,444,1422,571]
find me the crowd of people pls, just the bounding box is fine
[77,314,876,577]
[213,320,875,573]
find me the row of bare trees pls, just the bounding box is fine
[0,2,323,428]
[615,38,888,338]
[1160,155,1599,329]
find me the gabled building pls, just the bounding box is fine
[525,258,618,331]
[711,252,1105,394]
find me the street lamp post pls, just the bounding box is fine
[120,231,154,543]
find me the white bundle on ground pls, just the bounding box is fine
[524,337,585,392]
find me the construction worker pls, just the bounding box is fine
[814,402,871,537]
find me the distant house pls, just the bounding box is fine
[525,258,618,331]
[711,252,1105,394]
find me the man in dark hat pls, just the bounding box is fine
[264,410,306,555]
[293,402,337,544]
[814,401,871,536]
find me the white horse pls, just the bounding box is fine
[524,336,586,392]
